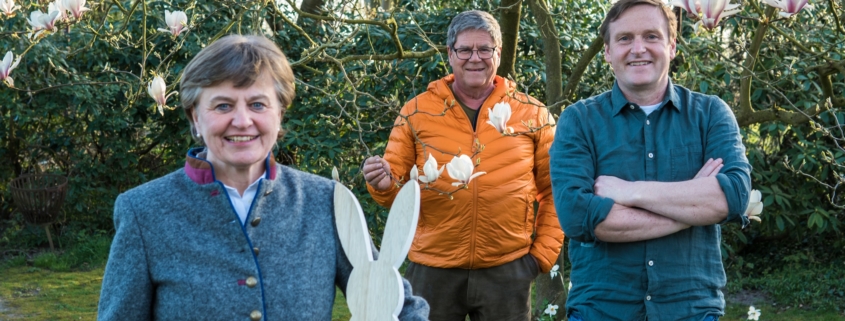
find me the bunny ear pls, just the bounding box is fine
[379,180,421,269]
[334,182,375,267]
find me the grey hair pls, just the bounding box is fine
[446,10,502,49]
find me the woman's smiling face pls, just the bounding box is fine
[191,72,282,173]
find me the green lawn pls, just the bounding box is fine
[2,264,843,320]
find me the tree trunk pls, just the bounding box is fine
[496,0,522,79]
[527,0,562,112]
[533,246,567,320]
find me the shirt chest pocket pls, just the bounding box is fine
[670,145,703,181]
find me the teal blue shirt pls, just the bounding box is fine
[549,81,751,321]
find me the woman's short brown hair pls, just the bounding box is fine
[599,0,678,43]
[179,35,295,140]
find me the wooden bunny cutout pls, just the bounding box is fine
[334,181,420,321]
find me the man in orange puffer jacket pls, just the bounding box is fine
[362,10,563,321]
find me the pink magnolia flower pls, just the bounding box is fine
[62,0,90,20]
[157,10,189,37]
[27,9,60,38]
[671,0,742,31]
[1,51,22,87]
[763,0,813,18]
[49,0,68,22]
[1,0,21,17]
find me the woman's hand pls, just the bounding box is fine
[363,156,393,191]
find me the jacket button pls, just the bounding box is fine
[246,276,258,288]
[264,189,272,196]
[253,247,260,256]
[251,217,261,227]
[250,310,262,320]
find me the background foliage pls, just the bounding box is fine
[1,0,844,317]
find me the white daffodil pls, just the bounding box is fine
[763,0,813,18]
[332,166,340,182]
[446,154,486,187]
[671,0,742,31]
[27,9,60,38]
[48,0,68,22]
[409,164,419,182]
[62,0,90,20]
[419,154,444,184]
[747,305,761,320]
[544,304,559,316]
[1,0,20,17]
[745,189,764,222]
[147,76,167,116]
[486,101,513,134]
[0,51,22,87]
[550,264,559,279]
[157,10,189,37]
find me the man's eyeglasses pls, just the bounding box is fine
[451,47,497,60]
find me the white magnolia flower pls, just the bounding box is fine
[331,166,340,182]
[747,305,761,320]
[27,9,60,38]
[544,304,559,316]
[409,164,419,182]
[446,154,486,187]
[62,0,90,19]
[763,0,813,18]
[1,0,21,17]
[147,76,167,116]
[486,101,513,134]
[419,154,444,184]
[157,10,189,36]
[671,0,742,31]
[49,0,68,22]
[550,264,560,279]
[745,189,763,222]
[0,51,22,87]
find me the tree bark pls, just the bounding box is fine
[533,246,567,320]
[296,0,325,27]
[527,0,562,112]
[497,0,523,79]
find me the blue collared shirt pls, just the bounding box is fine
[549,80,751,321]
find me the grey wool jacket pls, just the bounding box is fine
[97,148,430,321]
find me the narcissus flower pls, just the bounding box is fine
[446,154,486,187]
[1,51,22,87]
[1,0,20,17]
[550,264,559,279]
[419,154,444,184]
[745,189,764,222]
[147,76,168,116]
[763,0,813,18]
[747,305,761,320]
[486,101,513,134]
[157,10,188,37]
[671,0,742,31]
[62,0,90,20]
[544,304,559,316]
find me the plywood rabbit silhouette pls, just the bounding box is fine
[334,181,421,321]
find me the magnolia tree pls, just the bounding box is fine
[0,0,843,317]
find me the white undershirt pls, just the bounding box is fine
[640,103,661,116]
[222,172,265,225]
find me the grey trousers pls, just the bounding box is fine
[404,254,540,321]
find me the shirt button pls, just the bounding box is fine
[648,260,654,266]
[251,217,262,227]
[646,295,652,301]
[648,153,654,159]
[629,105,635,109]
[246,276,258,288]
[264,190,272,196]
[646,120,650,125]
[250,310,262,320]
[253,247,260,256]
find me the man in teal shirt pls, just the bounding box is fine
[549,0,752,320]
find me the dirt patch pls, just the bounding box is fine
[726,289,770,306]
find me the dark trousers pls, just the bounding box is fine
[404,254,539,321]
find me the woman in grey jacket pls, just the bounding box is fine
[97,35,429,321]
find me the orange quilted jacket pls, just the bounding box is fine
[367,75,563,273]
